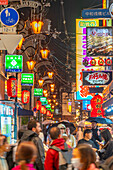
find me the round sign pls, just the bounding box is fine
[109,3,113,18]
[0,7,19,27]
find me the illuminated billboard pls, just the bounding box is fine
[87,27,113,56]
[75,19,112,100]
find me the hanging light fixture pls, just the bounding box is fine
[53,95,56,99]
[38,78,44,87]
[43,89,47,94]
[31,20,44,34]
[40,48,50,59]
[16,37,25,50]
[50,84,55,88]
[48,99,51,103]
[51,105,55,109]
[55,102,58,106]
[51,88,54,92]
[26,59,36,71]
[47,71,54,79]
[44,93,48,97]
[53,99,56,103]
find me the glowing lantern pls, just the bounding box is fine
[7,77,17,97]
[40,48,50,59]
[51,105,54,109]
[47,71,54,79]
[48,99,51,103]
[22,90,30,104]
[90,59,96,66]
[53,95,56,98]
[16,38,25,50]
[43,89,47,94]
[40,106,46,114]
[53,99,56,103]
[38,79,44,87]
[51,114,53,118]
[105,59,112,66]
[31,20,44,34]
[51,88,54,92]
[50,84,55,88]
[36,101,41,110]
[55,102,58,106]
[47,110,51,117]
[44,93,48,97]
[98,59,104,66]
[26,59,36,71]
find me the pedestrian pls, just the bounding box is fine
[77,129,96,149]
[0,134,10,170]
[72,144,99,170]
[57,124,66,137]
[76,127,83,144]
[12,141,37,170]
[66,127,76,148]
[20,119,45,170]
[91,121,102,149]
[44,127,72,170]
[98,128,113,161]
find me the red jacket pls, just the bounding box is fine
[44,138,66,170]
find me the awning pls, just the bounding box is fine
[102,97,113,109]
[18,108,33,116]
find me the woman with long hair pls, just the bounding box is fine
[72,144,98,170]
[12,141,37,170]
[98,128,113,161]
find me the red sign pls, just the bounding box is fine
[40,106,46,114]
[91,94,104,117]
[22,90,30,104]
[98,59,104,66]
[0,0,8,5]
[7,77,17,98]
[36,101,41,110]
[105,59,112,66]
[90,59,96,66]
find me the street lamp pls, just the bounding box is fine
[31,20,44,34]
[50,88,54,92]
[16,37,25,50]
[47,71,54,79]
[40,48,50,59]
[50,83,55,88]
[26,59,36,71]
[38,78,44,87]
[53,94,56,98]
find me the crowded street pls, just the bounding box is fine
[1,0,113,170]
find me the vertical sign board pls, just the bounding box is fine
[76,19,112,100]
[21,73,34,86]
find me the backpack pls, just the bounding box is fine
[99,159,113,170]
[49,143,72,170]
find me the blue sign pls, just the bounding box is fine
[0,7,19,27]
[82,9,111,19]
[82,100,90,110]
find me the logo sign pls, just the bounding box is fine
[0,0,8,5]
[83,71,112,86]
[40,97,48,105]
[0,7,19,27]
[109,3,113,18]
[82,9,111,19]
[46,104,51,111]
[5,55,23,72]
[34,88,43,97]
[21,73,34,86]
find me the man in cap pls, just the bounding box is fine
[57,124,66,137]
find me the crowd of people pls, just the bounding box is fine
[0,119,113,170]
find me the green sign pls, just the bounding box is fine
[21,73,34,86]
[46,104,51,111]
[34,88,43,97]
[5,55,23,72]
[79,21,96,27]
[40,97,48,105]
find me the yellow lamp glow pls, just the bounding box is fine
[26,59,36,71]
[53,99,56,103]
[50,84,55,88]
[47,71,54,79]
[38,79,44,87]
[51,88,54,92]
[53,95,56,98]
[31,20,44,34]
[55,102,58,106]
[52,105,54,109]
[40,49,50,59]
[44,93,48,97]
[43,89,47,94]
[16,38,25,50]
[48,99,51,103]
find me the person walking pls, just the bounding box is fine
[20,119,45,170]
[44,127,72,170]
[12,141,37,170]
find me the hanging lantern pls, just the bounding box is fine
[53,99,56,103]
[16,37,25,50]
[36,101,42,110]
[50,84,55,88]
[48,99,51,103]
[51,88,54,92]
[51,105,55,109]
[53,95,56,98]
[55,102,58,106]
[98,58,104,66]
[38,79,44,87]
[40,48,50,59]
[40,106,46,114]
[105,58,112,66]
[22,90,30,104]
[51,114,53,118]
[47,110,51,117]
[7,77,17,97]
[31,20,44,34]
[47,71,54,79]
[90,59,96,66]
[44,93,48,97]
[26,59,36,71]
[43,89,47,94]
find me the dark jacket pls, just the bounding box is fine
[99,139,113,160]
[20,130,45,170]
[91,128,102,149]
[44,138,71,170]
[77,138,96,148]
